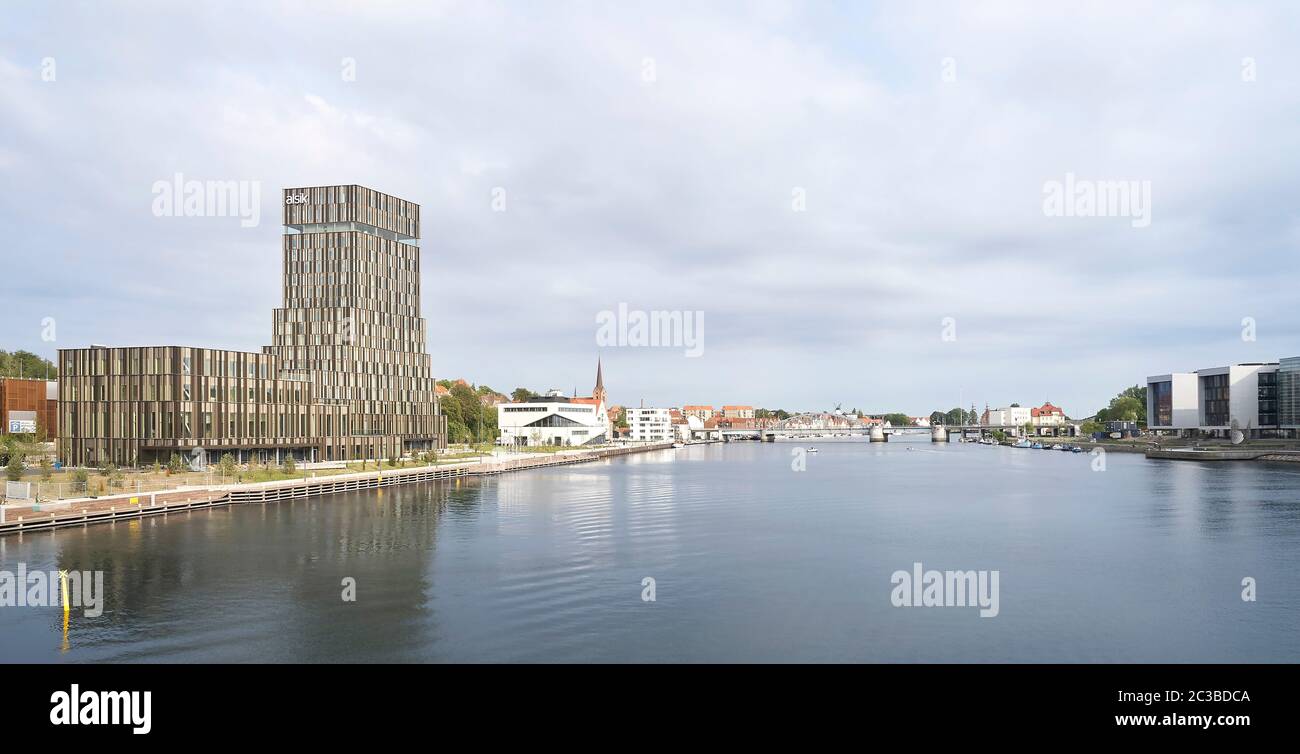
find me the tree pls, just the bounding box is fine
[1081,420,1105,435]
[167,453,185,474]
[219,453,236,479]
[1095,385,1147,425]
[5,452,24,481]
[882,413,912,427]
[511,387,536,403]
[72,468,89,493]
[39,455,52,481]
[281,455,297,475]
[0,350,57,379]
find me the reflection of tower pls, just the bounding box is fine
[593,358,607,406]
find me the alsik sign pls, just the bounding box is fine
[285,192,310,205]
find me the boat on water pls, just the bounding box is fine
[1032,442,1044,449]
[1071,446,1084,453]
[672,442,685,449]
[1056,444,1071,452]
[1013,439,1032,448]
[807,447,819,453]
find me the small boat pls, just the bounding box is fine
[1057,444,1071,452]
[1031,442,1044,449]
[672,442,684,449]
[1071,446,1083,453]
[1013,439,1032,449]
[807,447,819,453]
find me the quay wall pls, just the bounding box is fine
[0,443,675,535]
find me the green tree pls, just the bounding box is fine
[39,455,53,481]
[281,455,297,475]
[0,349,57,379]
[167,453,185,474]
[72,468,89,493]
[219,453,236,479]
[5,451,24,481]
[882,413,913,427]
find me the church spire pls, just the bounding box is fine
[593,357,606,405]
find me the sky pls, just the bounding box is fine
[2,1,1299,417]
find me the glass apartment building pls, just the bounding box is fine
[1277,357,1300,429]
[58,185,446,467]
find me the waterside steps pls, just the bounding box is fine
[0,442,674,535]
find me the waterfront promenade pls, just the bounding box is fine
[0,442,675,535]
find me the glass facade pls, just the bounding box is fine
[1149,380,1172,426]
[1200,373,1229,426]
[1258,370,1278,426]
[1278,358,1300,427]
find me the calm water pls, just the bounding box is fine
[2,440,1299,663]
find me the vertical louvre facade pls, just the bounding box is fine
[58,185,445,467]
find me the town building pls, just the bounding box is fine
[625,406,672,443]
[58,185,447,467]
[497,363,610,447]
[682,405,714,421]
[720,405,755,419]
[1031,402,1066,427]
[0,378,58,438]
[982,405,1032,427]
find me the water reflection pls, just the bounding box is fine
[0,443,1297,662]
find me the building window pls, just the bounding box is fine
[1200,374,1229,426]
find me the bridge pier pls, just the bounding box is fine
[869,425,887,442]
[931,425,949,442]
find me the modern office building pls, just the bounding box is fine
[497,365,610,447]
[0,378,58,437]
[1146,362,1278,437]
[625,407,672,442]
[58,185,446,467]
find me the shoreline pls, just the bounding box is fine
[0,442,676,536]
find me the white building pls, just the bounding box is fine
[625,407,672,443]
[1147,362,1278,437]
[984,406,1032,427]
[497,397,610,447]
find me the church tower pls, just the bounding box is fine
[593,358,607,406]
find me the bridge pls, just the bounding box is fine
[717,412,1053,442]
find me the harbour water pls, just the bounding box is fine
[2,439,1298,662]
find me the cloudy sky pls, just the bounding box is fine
[3,1,1299,416]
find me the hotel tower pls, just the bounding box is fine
[58,185,446,467]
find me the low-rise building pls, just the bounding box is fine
[1031,402,1066,427]
[1147,362,1279,437]
[682,405,714,421]
[497,363,611,447]
[720,405,754,419]
[497,396,610,446]
[625,407,672,443]
[983,405,1032,427]
[0,377,57,437]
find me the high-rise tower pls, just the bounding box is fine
[274,185,444,461]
